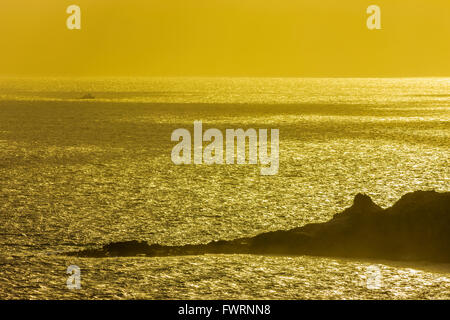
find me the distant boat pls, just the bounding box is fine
[79,93,95,100]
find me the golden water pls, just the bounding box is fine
[0,77,449,299]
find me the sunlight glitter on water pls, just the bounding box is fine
[0,77,449,299]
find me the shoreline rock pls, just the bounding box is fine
[67,190,450,262]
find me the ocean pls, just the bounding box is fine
[0,77,449,299]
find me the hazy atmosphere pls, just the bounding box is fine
[0,0,449,302]
[0,0,449,77]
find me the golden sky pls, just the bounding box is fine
[0,0,449,77]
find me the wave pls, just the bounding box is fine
[67,191,450,262]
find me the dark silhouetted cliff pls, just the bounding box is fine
[68,191,450,262]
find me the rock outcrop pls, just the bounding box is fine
[67,191,450,262]
[79,93,95,100]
